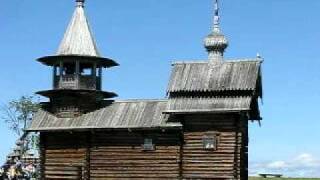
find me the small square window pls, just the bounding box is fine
[202,135,217,150]
[142,138,155,151]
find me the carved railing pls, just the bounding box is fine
[54,75,101,90]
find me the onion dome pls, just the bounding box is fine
[204,0,228,64]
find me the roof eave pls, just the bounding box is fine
[163,108,251,115]
[26,125,183,132]
[37,55,119,68]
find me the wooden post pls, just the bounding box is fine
[53,66,57,89]
[98,67,102,90]
[93,63,97,89]
[76,61,80,89]
[59,61,63,83]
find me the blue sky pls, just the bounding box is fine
[1,0,320,177]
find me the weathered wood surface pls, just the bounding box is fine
[167,60,262,94]
[29,100,181,131]
[40,114,248,180]
[90,131,180,179]
[165,96,252,113]
[57,2,100,57]
[54,75,101,91]
[42,132,88,180]
[182,114,247,180]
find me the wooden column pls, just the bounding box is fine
[53,66,57,89]
[76,61,80,89]
[98,67,102,90]
[92,63,97,89]
[59,61,63,85]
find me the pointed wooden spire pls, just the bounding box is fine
[57,0,100,57]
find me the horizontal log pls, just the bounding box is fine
[46,149,86,153]
[90,178,177,180]
[45,162,84,166]
[45,175,80,179]
[90,159,179,164]
[90,166,179,171]
[90,163,179,168]
[91,170,179,174]
[45,170,80,175]
[90,156,179,160]
[90,149,179,154]
[46,154,86,158]
[91,146,179,150]
[45,166,82,171]
[46,158,85,163]
[183,174,234,179]
[90,152,179,156]
[90,173,179,178]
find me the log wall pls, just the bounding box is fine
[40,115,248,180]
[41,132,88,180]
[40,130,181,180]
[90,131,181,179]
[182,114,248,180]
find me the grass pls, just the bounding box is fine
[249,177,320,180]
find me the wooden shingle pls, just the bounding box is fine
[167,59,262,95]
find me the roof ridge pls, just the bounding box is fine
[172,58,262,65]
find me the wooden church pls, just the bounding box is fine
[28,0,263,179]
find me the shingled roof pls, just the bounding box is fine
[28,100,181,131]
[57,2,100,57]
[164,96,261,120]
[167,59,262,96]
[165,96,251,113]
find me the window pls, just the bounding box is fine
[202,133,218,150]
[142,138,155,151]
[81,68,92,75]
[53,66,59,76]
[80,64,93,75]
[64,63,76,75]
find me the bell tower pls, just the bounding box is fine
[36,0,118,117]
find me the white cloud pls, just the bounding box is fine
[250,153,320,177]
[267,161,288,169]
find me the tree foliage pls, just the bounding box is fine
[1,96,39,136]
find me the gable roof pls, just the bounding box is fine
[167,59,262,96]
[28,100,181,132]
[57,4,100,57]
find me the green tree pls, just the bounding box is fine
[1,95,39,136]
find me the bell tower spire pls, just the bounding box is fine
[204,0,228,65]
[36,0,118,118]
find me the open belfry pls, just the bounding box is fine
[28,0,263,179]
